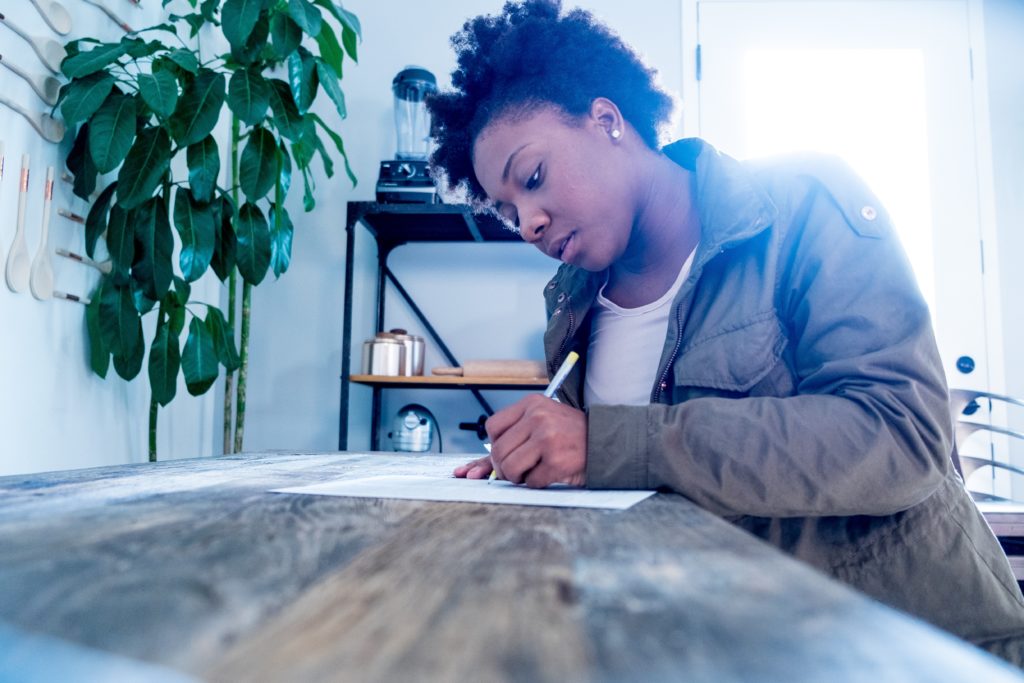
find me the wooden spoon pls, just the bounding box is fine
[28,0,72,36]
[6,155,31,293]
[30,167,56,300]
[0,96,65,143]
[0,54,61,106]
[0,13,67,74]
[81,0,133,33]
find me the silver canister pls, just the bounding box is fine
[390,332,425,376]
[360,340,374,374]
[370,338,405,376]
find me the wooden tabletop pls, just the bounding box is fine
[0,452,1020,682]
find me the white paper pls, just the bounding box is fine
[272,474,655,510]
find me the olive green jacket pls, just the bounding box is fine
[542,138,1024,662]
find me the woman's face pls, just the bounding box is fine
[471,105,636,272]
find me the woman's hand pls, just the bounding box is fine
[486,394,587,488]
[453,456,494,479]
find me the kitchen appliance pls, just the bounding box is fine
[376,66,439,204]
[389,404,439,453]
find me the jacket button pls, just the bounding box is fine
[557,293,566,303]
[660,381,668,390]
[860,206,877,221]
[547,281,557,290]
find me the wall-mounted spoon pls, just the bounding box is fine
[30,167,55,300]
[0,54,61,106]
[0,96,65,143]
[81,0,133,33]
[53,290,90,305]
[0,13,67,74]
[6,155,31,293]
[56,248,112,274]
[28,0,72,36]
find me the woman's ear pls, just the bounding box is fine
[590,97,625,142]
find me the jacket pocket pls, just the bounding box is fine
[673,311,788,393]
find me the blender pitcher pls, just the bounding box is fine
[392,66,437,160]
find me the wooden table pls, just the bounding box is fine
[0,452,1021,682]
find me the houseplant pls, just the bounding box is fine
[60,0,360,459]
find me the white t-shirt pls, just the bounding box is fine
[584,247,697,407]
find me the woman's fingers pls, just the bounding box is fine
[453,456,492,478]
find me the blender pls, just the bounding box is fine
[376,66,439,203]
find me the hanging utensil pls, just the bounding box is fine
[0,141,5,267]
[6,155,31,293]
[81,0,134,33]
[57,209,85,223]
[53,290,90,304]
[0,54,61,106]
[0,13,66,74]
[0,96,65,143]
[30,167,55,300]
[56,247,111,274]
[28,0,72,36]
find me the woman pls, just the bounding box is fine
[427,0,1024,664]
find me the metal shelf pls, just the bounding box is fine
[349,375,548,390]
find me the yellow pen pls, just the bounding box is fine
[489,351,580,481]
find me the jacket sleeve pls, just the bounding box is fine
[585,161,953,518]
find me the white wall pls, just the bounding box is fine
[241,0,684,455]
[983,0,1024,468]
[0,2,220,476]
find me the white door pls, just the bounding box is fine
[695,0,990,392]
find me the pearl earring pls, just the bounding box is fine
[610,129,621,140]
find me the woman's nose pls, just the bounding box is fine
[519,209,547,244]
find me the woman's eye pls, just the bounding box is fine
[526,165,542,190]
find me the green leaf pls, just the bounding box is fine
[149,317,181,407]
[227,68,270,126]
[315,59,346,121]
[67,122,98,200]
[132,279,159,315]
[106,204,135,274]
[221,0,263,49]
[288,46,318,114]
[288,0,322,37]
[182,317,219,396]
[86,280,110,378]
[112,321,145,381]
[89,90,137,173]
[171,275,192,313]
[62,43,127,79]
[85,182,117,258]
[278,140,293,197]
[341,24,358,63]
[336,2,362,41]
[99,280,141,357]
[267,79,301,140]
[123,37,163,60]
[269,203,294,278]
[240,127,278,200]
[174,187,216,281]
[230,13,270,66]
[167,48,200,74]
[300,164,315,211]
[270,12,302,59]
[235,202,271,285]
[133,197,174,301]
[211,196,237,282]
[310,0,344,25]
[138,70,179,118]
[314,22,343,78]
[186,135,220,203]
[205,307,241,371]
[60,72,115,125]
[169,69,226,147]
[116,126,172,209]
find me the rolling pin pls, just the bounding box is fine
[432,360,547,378]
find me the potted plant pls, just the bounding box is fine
[59,0,360,460]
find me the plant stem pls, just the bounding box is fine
[223,115,241,454]
[234,283,252,454]
[149,395,158,462]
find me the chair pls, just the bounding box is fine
[949,388,1024,583]
[949,389,1024,498]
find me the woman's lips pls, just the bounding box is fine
[558,232,576,263]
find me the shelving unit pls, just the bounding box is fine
[339,201,531,450]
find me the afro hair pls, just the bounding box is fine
[427,0,675,203]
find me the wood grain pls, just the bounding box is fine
[1,452,1021,682]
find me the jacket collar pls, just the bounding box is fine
[548,138,778,302]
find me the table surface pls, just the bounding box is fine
[0,452,1021,683]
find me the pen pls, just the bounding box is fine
[490,351,580,481]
